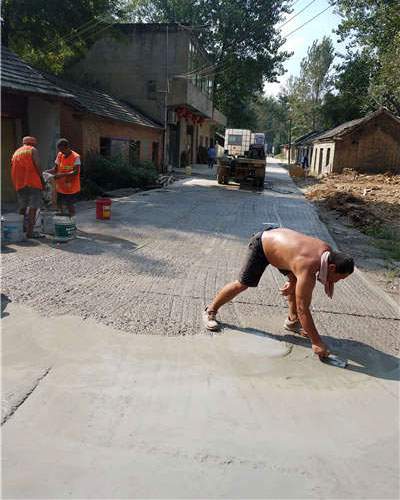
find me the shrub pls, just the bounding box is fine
[81,152,159,195]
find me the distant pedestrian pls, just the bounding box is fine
[301,153,309,169]
[207,145,216,169]
[47,139,81,217]
[11,136,44,238]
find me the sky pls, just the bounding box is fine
[264,0,345,97]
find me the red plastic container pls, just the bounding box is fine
[96,198,112,220]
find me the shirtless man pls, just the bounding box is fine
[203,228,354,357]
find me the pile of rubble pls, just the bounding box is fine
[304,170,400,231]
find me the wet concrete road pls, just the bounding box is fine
[2,161,399,498]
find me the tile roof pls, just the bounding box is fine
[45,74,163,129]
[312,108,400,142]
[1,45,162,129]
[312,117,365,141]
[1,46,73,99]
[293,130,321,146]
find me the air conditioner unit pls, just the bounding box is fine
[167,110,177,125]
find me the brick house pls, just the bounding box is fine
[1,46,73,203]
[68,23,227,168]
[308,108,400,176]
[45,75,164,168]
[1,46,164,205]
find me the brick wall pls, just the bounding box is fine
[61,104,164,168]
[334,114,400,173]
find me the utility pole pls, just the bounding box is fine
[163,24,170,173]
[288,116,292,166]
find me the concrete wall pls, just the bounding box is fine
[27,97,60,169]
[310,141,335,176]
[70,26,190,124]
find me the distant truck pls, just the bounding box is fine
[218,129,266,189]
[224,129,266,157]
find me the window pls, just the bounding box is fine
[227,134,243,146]
[326,148,331,166]
[100,137,111,157]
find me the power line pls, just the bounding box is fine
[279,0,319,29]
[283,5,333,39]
[47,15,111,50]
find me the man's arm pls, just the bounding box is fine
[295,271,329,357]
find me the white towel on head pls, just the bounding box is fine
[317,251,334,298]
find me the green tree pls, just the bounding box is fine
[332,0,400,113]
[131,0,291,127]
[1,0,124,73]
[321,51,374,127]
[254,95,290,152]
[281,37,334,136]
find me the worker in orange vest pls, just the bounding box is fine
[47,138,81,216]
[11,136,44,238]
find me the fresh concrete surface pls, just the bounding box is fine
[2,161,399,498]
[2,302,399,499]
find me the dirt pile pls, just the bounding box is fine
[304,170,400,231]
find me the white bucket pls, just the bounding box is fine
[54,215,77,242]
[41,211,57,235]
[3,214,25,243]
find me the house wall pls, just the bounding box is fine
[1,92,26,203]
[60,104,84,154]
[333,114,400,173]
[310,141,335,176]
[69,26,190,124]
[27,96,61,169]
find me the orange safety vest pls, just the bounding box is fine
[55,150,81,194]
[11,145,42,191]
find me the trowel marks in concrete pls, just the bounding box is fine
[223,329,292,358]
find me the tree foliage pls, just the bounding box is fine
[332,0,400,113]
[1,0,124,73]
[131,0,291,127]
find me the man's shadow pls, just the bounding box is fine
[1,294,11,318]
[223,323,400,381]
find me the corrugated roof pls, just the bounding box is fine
[1,46,73,99]
[45,74,163,129]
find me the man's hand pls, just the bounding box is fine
[279,280,296,296]
[312,341,330,358]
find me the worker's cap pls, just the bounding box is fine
[22,136,37,146]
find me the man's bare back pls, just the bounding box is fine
[262,228,330,277]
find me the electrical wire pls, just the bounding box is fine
[47,15,111,50]
[283,5,333,39]
[279,0,319,29]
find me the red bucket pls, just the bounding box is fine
[96,198,112,220]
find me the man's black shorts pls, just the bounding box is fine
[238,231,269,287]
[57,192,78,207]
[238,230,291,287]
